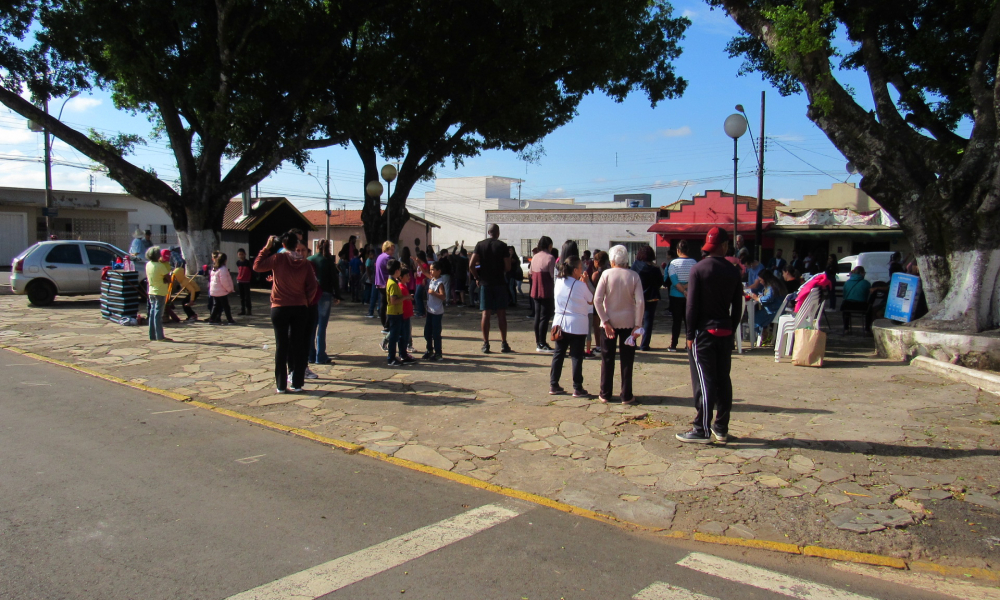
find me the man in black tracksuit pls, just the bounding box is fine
[676,227,743,445]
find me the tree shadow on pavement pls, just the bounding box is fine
[754,436,1000,459]
[641,396,834,415]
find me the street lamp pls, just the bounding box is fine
[28,91,80,238]
[724,112,748,246]
[380,164,397,243]
[737,94,766,262]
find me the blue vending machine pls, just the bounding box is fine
[883,273,922,322]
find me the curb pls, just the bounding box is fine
[911,355,1000,396]
[4,343,999,584]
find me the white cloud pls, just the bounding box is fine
[0,127,39,145]
[655,126,692,138]
[593,177,608,183]
[63,97,102,112]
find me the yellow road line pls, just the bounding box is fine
[4,342,998,584]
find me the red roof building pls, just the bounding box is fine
[647,190,784,253]
[301,210,439,254]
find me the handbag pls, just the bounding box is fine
[791,328,826,367]
[551,280,576,341]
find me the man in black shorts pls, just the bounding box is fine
[470,224,512,353]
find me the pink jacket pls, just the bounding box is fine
[209,267,235,297]
[795,273,833,312]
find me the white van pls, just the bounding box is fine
[836,251,896,285]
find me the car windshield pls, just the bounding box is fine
[837,263,852,274]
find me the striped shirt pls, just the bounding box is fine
[667,257,697,298]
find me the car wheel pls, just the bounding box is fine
[27,280,56,306]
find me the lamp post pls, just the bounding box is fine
[737,94,766,262]
[724,112,747,246]
[380,164,397,243]
[29,91,79,239]
[365,178,384,242]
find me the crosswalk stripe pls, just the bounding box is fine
[224,503,525,600]
[633,581,719,599]
[677,552,877,600]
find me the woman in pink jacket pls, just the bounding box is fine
[208,253,236,324]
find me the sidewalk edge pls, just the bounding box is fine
[6,343,999,583]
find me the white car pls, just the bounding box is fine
[836,251,896,286]
[10,240,148,306]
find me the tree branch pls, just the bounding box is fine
[888,73,966,147]
[0,85,179,207]
[970,0,1000,129]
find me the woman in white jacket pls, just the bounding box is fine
[549,256,594,397]
[208,253,236,324]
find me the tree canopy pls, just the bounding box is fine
[333,0,689,245]
[714,0,1000,331]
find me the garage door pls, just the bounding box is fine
[0,212,28,266]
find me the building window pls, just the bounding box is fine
[160,225,169,244]
[520,239,534,257]
[610,241,645,265]
[569,239,589,253]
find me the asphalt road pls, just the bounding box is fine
[0,348,965,600]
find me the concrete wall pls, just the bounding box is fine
[307,219,434,256]
[782,182,880,213]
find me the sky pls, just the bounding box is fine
[0,3,876,213]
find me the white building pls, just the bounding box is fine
[0,186,174,264]
[408,176,654,253]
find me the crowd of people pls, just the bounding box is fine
[140,223,922,445]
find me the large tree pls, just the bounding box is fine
[331,0,688,246]
[0,0,369,269]
[713,0,1000,332]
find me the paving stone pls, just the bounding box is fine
[571,451,586,460]
[612,499,676,530]
[759,457,788,471]
[818,493,852,507]
[794,478,822,495]
[828,508,886,533]
[347,414,380,423]
[889,474,932,489]
[964,492,1000,510]
[679,471,702,486]
[909,489,953,501]
[295,399,323,409]
[777,488,804,498]
[441,451,468,462]
[925,474,957,485]
[788,455,815,473]
[510,429,538,442]
[453,460,477,473]
[756,474,789,488]
[368,442,404,455]
[553,399,590,408]
[535,427,559,438]
[627,476,658,487]
[717,483,744,495]
[702,464,740,478]
[393,445,454,471]
[545,435,572,447]
[721,455,746,464]
[587,403,608,414]
[696,456,719,464]
[894,498,927,514]
[813,468,850,483]
[519,441,553,452]
[552,447,573,457]
[697,448,732,457]
[696,521,728,535]
[623,463,670,477]
[559,422,591,438]
[462,445,497,459]
[249,394,298,407]
[734,448,778,459]
[566,435,609,450]
[606,443,659,468]
[466,469,495,481]
[726,523,756,539]
[311,409,334,416]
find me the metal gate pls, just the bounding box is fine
[0,212,28,265]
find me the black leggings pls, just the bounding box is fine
[533,297,555,345]
[209,296,233,322]
[270,305,309,391]
[669,295,686,349]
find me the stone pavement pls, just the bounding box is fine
[2,293,999,570]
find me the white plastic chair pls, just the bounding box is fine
[756,293,793,347]
[774,288,819,361]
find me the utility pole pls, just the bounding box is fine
[325,159,331,244]
[755,91,766,263]
[43,97,53,239]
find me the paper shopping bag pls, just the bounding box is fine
[791,328,826,367]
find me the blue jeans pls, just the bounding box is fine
[148,294,165,340]
[640,300,657,350]
[367,284,378,316]
[363,282,373,306]
[414,283,426,317]
[424,313,443,354]
[386,314,406,361]
[310,292,333,363]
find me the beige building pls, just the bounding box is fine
[769,183,910,261]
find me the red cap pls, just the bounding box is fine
[160,248,172,260]
[702,227,730,253]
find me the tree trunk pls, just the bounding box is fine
[174,203,225,275]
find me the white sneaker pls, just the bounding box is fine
[289,387,303,393]
[275,388,286,394]
[304,368,319,379]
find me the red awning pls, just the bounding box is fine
[647,222,773,234]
